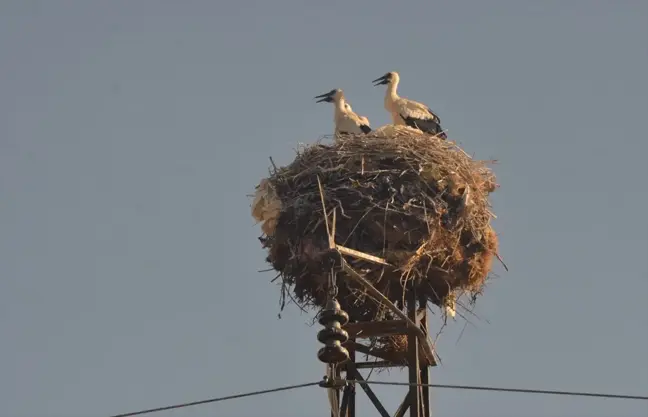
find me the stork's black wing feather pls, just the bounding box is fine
[360,124,372,134]
[401,114,447,139]
[426,107,442,124]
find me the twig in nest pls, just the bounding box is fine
[334,198,352,219]
[280,281,287,311]
[316,175,332,246]
[495,252,509,271]
[342,206,374,246]
[284,287,309,314]
[382,201,389,258]
[455,321,468,346]
[269,156,278,174]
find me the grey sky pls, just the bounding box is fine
[1,1,647,416]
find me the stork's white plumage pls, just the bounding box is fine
[315,89,371,135]
[346,102,371,128]
[372,71,447,139]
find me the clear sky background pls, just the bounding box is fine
[1,1,647,416]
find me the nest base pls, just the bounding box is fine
[253,129,500,357]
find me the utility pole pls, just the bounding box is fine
[319,288,435,417]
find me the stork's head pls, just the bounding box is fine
[314,89,343,103]
[372,71,399,86]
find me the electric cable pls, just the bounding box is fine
[347,379,648,401]
[108,381,320,417]
[107,377,648,417]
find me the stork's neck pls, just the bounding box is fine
[334,96,348,118]
[387,79,399,102]
[384,80,399,113]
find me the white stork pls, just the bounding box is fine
[372,71,447,139]
[344,102,371,129]
[314,89,372,135]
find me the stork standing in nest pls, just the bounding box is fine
[315,89,372,135]
[343,102,370,127]
[372,71,447,139]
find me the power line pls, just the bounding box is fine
[107,378,648,417]
[348,380,648,401]
[108,381,320,417]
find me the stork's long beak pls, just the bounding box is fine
[372,74,389,86]
[314,90,335,103]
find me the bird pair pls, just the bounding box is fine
[314,71,447,139]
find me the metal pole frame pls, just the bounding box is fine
[336,292,432,417]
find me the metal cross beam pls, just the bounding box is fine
[334,295,432,417]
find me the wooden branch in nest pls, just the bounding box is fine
[336,244,390,266]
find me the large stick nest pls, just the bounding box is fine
[252,127,499,351]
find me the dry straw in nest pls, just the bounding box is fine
[252,126,500,351]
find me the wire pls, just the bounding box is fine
[108,381,320,417]
[348,380,648,401]
[108,377,647,417]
